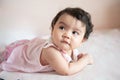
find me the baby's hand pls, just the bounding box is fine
[78,53,94,65]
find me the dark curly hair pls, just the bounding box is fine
[51,7,94,39]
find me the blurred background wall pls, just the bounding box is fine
[0,0,120,46]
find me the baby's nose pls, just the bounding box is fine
[62,32,71,39]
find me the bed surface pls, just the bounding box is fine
[0,29,120,80]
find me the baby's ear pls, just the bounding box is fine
[82,38,87,42]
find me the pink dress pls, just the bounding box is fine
[0,37,79,72]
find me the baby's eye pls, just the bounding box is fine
[72,31,79,36]
[59,26,65,30]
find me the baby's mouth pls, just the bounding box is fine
[61,40,70,45]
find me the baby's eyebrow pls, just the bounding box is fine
[59,21,68,27]
[59,21,82,32]
[74,28,81,32]
[59,21,81,32]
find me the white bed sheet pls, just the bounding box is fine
[0,29,120,80]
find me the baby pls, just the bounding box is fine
[0,7,94,75]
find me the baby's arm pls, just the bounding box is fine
[65,53,93,75]
[43,47,93,75]
[77,53,93,65]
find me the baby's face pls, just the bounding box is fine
[51,13,86,51]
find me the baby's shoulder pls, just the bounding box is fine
[43,46,60,54]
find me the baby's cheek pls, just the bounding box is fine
[75,41,81,48]
[71,43,78,49]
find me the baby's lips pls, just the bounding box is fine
[61,40,70,45]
